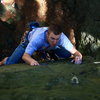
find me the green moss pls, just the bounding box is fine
[0,59,100,100]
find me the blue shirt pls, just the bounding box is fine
[25,27,74,56]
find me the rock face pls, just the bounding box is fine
[0,61,100,100]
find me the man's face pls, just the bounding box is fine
[47,32,61,47]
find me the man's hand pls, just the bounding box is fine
[30,59,40,66]
[74,56,82,64]
[70,47,82,64]
[22,53,40,66]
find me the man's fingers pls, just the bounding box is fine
[30,61,40,66]
[74,56,82,64]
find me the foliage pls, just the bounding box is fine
[0,3,6,17]
[0,0,100,60]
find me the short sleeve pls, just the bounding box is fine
[60,33,74,52]
[25,39,42,56]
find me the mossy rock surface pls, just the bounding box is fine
[0,59,100,100]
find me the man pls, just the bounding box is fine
[0,22,82,66]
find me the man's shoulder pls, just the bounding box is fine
[60,32,70,42]
[35,27,48,31]
[29,27,48,36]
[61,32,67,38]
[34,27,48,36]
[30,27,48,41]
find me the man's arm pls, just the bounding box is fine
[22,53,39,66]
